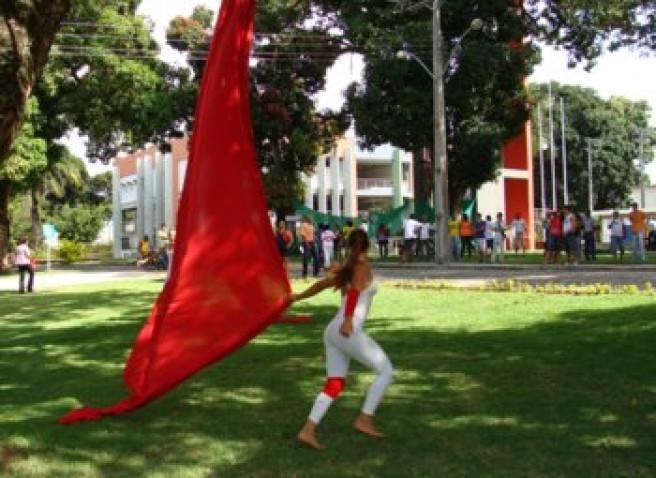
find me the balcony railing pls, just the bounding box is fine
[358,178,394,189]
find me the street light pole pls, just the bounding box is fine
[432,0,449,264]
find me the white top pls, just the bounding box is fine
[419,223,430,240]
[404,219,421,239]
[321,229,336,245]
[512,219,526,234]
[609,219,623,237]
[15,244,31,266]
[582,217,594,233]
[494,221,506,240]
[331,281,378,332]
[563,213,576,235]
[484,221,495,240]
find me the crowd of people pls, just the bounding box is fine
[277,217,366,279]
[445,212,528,263]
[137,223,175,272]
[542,202,654,265]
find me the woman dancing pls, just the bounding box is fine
[289,229,394,450]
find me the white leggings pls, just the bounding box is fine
[309,323,394,424]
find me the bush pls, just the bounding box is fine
[57,240,86,264]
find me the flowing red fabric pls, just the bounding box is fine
[60,0,291,424]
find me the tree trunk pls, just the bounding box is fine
[0,180,11,271]
[30,185,42,245]
[0,1,71,164]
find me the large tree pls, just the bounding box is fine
[166,4,349,214]
[324,0,538,206]
[0,0,191,267]
[0,0,71,163]
[523,0,656,67]
[531,83,655,211]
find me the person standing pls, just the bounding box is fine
[474,213,487,262]
[321,225,336,269]
[417,220,430,258]
[402,215,421,261]
[376,223,390,259]
[448,215,461,262]
[459,213,474,259]
[492,212,507,263]
[484,215,495,262]
[300,216,320,278]
[275,220,294,273]
[608,211,625,261]
[15,236,35,294]
[582,212,596,261]
[562,206,579,265]
[333,226,343,261]
[290,230,394,450]
[628,202,647,263]
[547,211,563,264]
[511,213,527,255]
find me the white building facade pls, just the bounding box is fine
[111,138,189,259]
[302,136,414,217]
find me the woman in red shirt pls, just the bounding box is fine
[547,211,564,264]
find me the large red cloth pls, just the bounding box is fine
[60,0,290,424]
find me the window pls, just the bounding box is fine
[122,208,137,234]
[325,158,331,169]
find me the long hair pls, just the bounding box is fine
[334,229,370,289]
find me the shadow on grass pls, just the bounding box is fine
[1,286,655,477]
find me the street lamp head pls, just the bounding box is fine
[396,50,411,60]
[470,18,484,31]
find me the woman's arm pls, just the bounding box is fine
[290,275,337,303]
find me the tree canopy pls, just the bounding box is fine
[531,82,656,211]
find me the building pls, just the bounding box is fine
[631,185,656,210]
[476,121,535,249]
[302,135,414,217]
[111,137,189,258]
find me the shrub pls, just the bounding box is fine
[57,240,86,264]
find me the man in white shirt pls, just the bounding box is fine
[608,211,625,261]
[417,221,430,257]
[562,206,579,264]
[403,215,421,261]
[321,226,336,268]
[484,215,495,261]
[492,212,507,263]
[511,213,527,254]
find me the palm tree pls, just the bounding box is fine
[30,146,87,244]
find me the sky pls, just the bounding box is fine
[76,1,656,179]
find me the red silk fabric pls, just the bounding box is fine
[60,0,291,424]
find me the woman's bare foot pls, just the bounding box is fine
[353,413,385,438]
[297,421,326,450]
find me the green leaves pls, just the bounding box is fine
[0,99,47,184]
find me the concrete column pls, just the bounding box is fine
[318,155,327,213]
[163,153,174,228]
[343,147,356,217]
[304,173,313,208]
[331,148,341,216]
[136,156,145,242]
[154,152,165,229]
[112,164,123,259]
[143,155,155,243]
[392,149,403,208]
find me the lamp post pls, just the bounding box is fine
[397,6,483,264]
[585,137,602,213]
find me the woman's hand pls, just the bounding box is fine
[339,319,353,338]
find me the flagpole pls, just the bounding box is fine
[548,82,557,210]
[560,96,568,205]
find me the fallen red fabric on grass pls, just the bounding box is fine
[60,0,291,424]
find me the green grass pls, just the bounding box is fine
[1,280,655,477]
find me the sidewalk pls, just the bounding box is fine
[372,261,656,272]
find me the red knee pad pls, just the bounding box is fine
[323,377,346,398]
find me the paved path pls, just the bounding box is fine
[0,267,165,292]
[1,262,655,292]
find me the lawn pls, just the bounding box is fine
[1,280,655,477]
